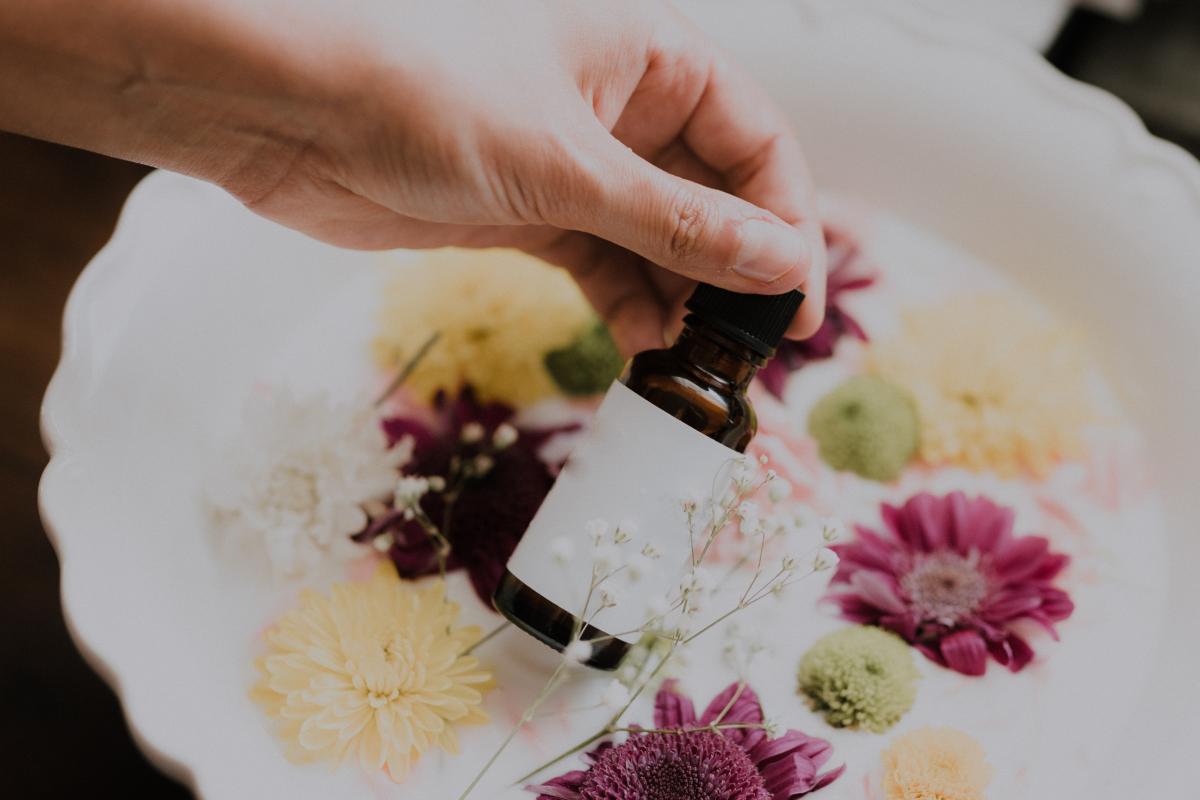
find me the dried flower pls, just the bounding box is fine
[251,563,492,780]
[808,375,919,482]
[870,294,1092,477]
[208,390,408,578]
[564,640,595,664]
[528,681,844,799]
[373,248,595,406]
[759,226,878,398]
[550,537,575,564]
[827,492,1074,676]
[362,386,573,606]
[813,548,840,572]
[881,727,992,800]
[797,627,919,732]
[493,422,519,449]
[394,475,430,509]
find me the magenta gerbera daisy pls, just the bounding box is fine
[528,681,843,800]
[758,226,878,399]
[827,491,1075,676]
[358,386,573,606]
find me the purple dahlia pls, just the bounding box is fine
[529,681,843,800]
[759,226,878,399]
[827,491,1075,676]
[359,386,572,606]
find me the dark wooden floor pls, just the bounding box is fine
[0,4,1194,796]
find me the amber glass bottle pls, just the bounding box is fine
[495,284,804,669]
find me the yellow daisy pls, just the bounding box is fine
[374,248,595,406]
[882,727,993,800]
[252,562,493,781]
[871,294,1091,477]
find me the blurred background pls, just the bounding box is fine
[1,1,1195,796]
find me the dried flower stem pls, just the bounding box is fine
[456,659,571,800]
[373,330,441,407]
[409,506,451,582]
[611,722,764,736]
[462,621,512,657]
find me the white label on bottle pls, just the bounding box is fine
[506,381,741,643]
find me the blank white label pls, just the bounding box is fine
[506,381,739,643]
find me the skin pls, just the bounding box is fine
[0,0,826,354]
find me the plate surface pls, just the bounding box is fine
[41,0,1200,797]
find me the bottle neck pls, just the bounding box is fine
[672,316,767,391]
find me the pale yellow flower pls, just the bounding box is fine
[374,248,594,406]
[882,727,993,800]
[252,563,492,781]
[871,294,1091,477]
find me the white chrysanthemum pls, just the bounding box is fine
[208,390,409,577]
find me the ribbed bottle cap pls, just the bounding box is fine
[684,284,805,357]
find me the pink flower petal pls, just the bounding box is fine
[653,679,697,729]
[982,590,1044,621]
[992,536,1052,582]
[700,682,763,742]
[849,570,908,615]
[939,629,989,676]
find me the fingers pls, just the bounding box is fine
[546,125,812,295]
[608,21,827,338]
[789,253,825,339]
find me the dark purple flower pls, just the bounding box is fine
[359,386,573,606]
[529,681,843,800]
[826,491,1075,676]
[759,226,878,398]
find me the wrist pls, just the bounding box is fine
[0,0,345,199]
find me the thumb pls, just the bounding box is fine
[549,134,815,293]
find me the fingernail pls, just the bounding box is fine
[733,219,810,284]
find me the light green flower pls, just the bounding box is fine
[807,375,918,482]
[544,321,624,396]
[797,626,919,733]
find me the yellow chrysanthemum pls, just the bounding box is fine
[252,562,493,781]
[882,727,993,800]
[374,248,595,406]
[870,294,1091,477]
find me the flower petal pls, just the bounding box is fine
[653,680,697,729]
[526,770,587,800]
[700,682,764,740]
[939,629,989,676]
[991,536,1052,582]
[848,570,908,615]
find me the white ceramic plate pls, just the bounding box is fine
[41,0,1200,797]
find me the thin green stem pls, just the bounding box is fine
[610,722,764,736]
[710,681,746,726]
[458,660,570,800]
[682,603,744,645]
[461,621,511,657]
[411,507,450,582]
[373,330,441,407]
[513,640,679,786]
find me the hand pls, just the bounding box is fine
[1,0,826,354]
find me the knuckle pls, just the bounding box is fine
[666,190,715,264]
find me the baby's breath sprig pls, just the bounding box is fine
[457,452,843,799]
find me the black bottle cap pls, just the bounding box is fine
[684,284,805,358]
